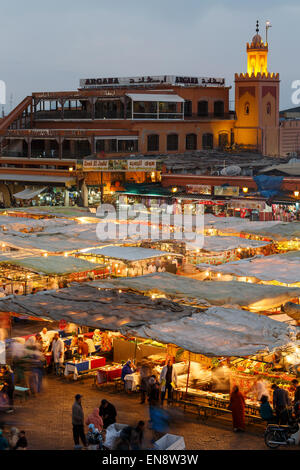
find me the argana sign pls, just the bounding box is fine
[80,75,225,88]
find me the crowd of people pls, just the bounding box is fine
[228,380,300,432]
[71,394,146,450]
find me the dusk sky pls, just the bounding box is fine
[1,0,299,112]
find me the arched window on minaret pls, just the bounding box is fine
[244,102,250,115]
[266,102,271,115]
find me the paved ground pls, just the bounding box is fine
[0,374,272,450]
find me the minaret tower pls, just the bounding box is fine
[234,21,280,156]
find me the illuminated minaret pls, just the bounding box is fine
[247,20,268,76]
[234,21,280,156]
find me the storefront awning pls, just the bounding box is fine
[126,93,185,103]
[13,187,47,200]
[0,174,76,184]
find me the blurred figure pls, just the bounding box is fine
[130,420,145,450]
[85,407,103,431]
[64,344,73,361]
[14,430,28,450]
[229,385,245,432]
[86,423,103,450]
[149,406,170,442]
[121,360,136,384]
[72,394,87,450]
[113,426,132,450]
[0,429,9,450]
[139,363,151,404]
[148,375,160,408]
[99,399,117,429]
[271,383,291,425]
[259,395,276,424]
[8,427,19,450]
[92,329,101,344]
[2,365,15,412]
[51,333,64,375]
[160,360,177,405]
[77,338,89,358]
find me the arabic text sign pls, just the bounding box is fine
[83,159,157,171]
[80,75,225,88]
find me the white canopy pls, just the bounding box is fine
[187,235,269,252]
[124,306,298,357]
[13,187,47,200]
[126,93,185,103]
[80,246,176,261]
[197,251,300,285]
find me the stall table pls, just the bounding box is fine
[64,356,106,380]
[174,387,261,419]
[96,365,122,384]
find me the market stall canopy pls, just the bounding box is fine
[204,214,282,235]
[186,236,270,252]
[123,306,298,357]
[0,284,197,329]
[79,246,180,261]
[260,162,300,176]
[91,273,300,311]
[0,174,75,184]
[0,223,114,253]
[240,222,300,242]
[0,256,104,276]
[197,252,300,285]
[13,187,47,200]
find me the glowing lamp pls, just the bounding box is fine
[294,190,299,197]
[171,187,178,193]
[242,187,248,194]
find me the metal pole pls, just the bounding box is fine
[185,352,191,398]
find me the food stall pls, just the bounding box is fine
[121,305,300,420]
[196,251,300,289]
[76,246,183,277]
[185,236,273,266]
[0,256,108,294]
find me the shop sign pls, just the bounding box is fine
[127,160,156,171]
[83,159,157,171]
[214,186,240,197]
[80,75,225,88]
[229,199,266,210]
[83,160,109,170]
[186,184,211,195]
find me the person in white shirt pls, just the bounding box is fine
[51,333,65,375]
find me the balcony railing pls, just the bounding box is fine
[184,112,236,120]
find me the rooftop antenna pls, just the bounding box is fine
[266,20,272,44]
[9,93,13,111]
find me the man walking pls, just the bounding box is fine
[72,394,87,449]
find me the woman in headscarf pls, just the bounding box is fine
[85,407,103,431]
[229,385,246,432]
